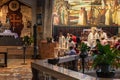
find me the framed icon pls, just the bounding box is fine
[9,1,20,11]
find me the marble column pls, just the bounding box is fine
[43,0,54,39]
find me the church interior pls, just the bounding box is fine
[0,0,120,80]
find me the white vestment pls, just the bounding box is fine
[87,32,99,47]
[100,32,108,40]
[59,35,66,48]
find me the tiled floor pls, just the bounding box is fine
[0,59,33,80]
[0,59,120,80]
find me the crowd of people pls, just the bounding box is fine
[87,27,120,51]
[55,27,120,56]
[87,27,108,48]
[57,32,80,55]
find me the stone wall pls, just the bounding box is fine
[19,0,37,26]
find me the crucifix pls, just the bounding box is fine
[10,14,21,31]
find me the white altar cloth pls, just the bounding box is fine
[0,30,18,38]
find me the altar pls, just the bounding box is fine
[0,30,22,46]
[0,30,18,38]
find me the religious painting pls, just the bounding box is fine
[9,0,20,11]
[53,0,120,26]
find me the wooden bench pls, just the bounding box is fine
[0,52,7,67]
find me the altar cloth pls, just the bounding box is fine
[0,30,18,38]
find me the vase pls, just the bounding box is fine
[96,64,115,78]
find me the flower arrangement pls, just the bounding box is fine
[22,35,33,46]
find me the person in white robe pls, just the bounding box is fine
[87,27,99,48]
[99,29,108,40]
[58,32,66,48]
[66,33,71,49]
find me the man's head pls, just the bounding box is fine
[91,27,97,33]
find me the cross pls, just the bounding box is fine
[10,14,21,28]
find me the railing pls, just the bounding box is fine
[31,55,120,80]
[31,55,96,80]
